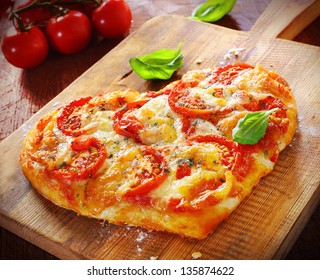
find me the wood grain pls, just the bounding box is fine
[0,0,319,260]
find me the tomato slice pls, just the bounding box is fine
[210,62,254,85]
[188,134,253,182]
[176,162,192,179]
[124,147,169,197]
[188,134,237,168]
[181,116,196,137]
[50,136,107,181]
[145,86,172,98]
[167,178,223,212]
[167,136,252,212]
[57,96,92,136]
[168,81,232,119]
[113,99,149,143]
[243,95,287,118]
[114,112,144,143]
[174,135,244,199]
[145,90,165,98]
[188,134,236,152]
[242,95,289,143]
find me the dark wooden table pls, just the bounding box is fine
[1,0,319,260]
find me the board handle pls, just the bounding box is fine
[249,0,320,40]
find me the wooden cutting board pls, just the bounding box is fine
[0,0,319,260]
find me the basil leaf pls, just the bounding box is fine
[232,108,278,145]
[191,0,237,22]
[129,42,183,80]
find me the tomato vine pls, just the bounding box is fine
[2,0,132,68]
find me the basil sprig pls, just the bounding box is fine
[232,108,278,145]
[191,0,237,22]
[129,42,183,80]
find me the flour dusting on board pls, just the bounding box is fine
[135,228,151,256]
[136,231,149,242]
[220,48,246,65]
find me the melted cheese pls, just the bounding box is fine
[133,95,183,145]
[188,86,227,107]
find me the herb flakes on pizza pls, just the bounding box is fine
[20,62,297,239]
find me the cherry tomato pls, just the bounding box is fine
[1,26,49,69]
[0,0,13,9]
[91,0,132,39]
[58,0,98,17]
[46,10,92,54]
[0,0,14,20]
[16,0,51,26]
